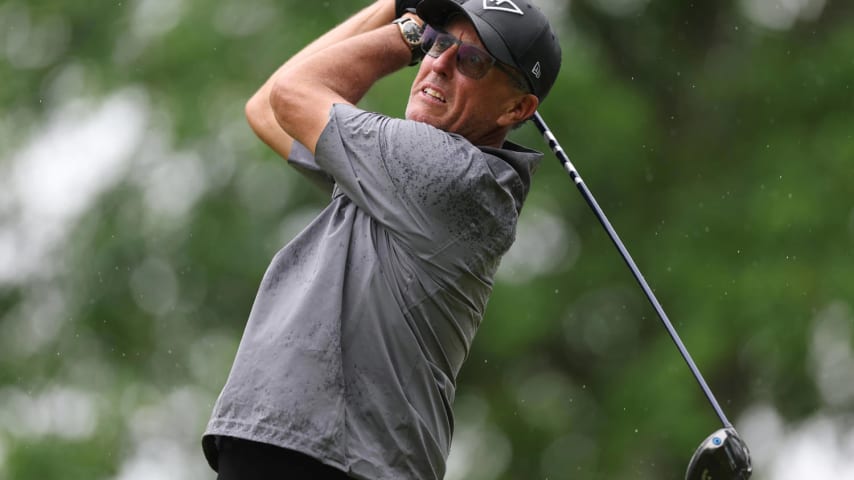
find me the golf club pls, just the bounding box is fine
[532,112,752,480]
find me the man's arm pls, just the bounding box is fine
[246,0,413,159]
[269,1,415,154]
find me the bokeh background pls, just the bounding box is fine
[1,0,853,478]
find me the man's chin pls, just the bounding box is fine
[404,107,437,127]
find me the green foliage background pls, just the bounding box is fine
[1,0,853,479]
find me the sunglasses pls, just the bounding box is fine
[421,24,521,84]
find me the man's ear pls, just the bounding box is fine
[498,93,539,127]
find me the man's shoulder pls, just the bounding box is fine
[330,104,467,143]
[325,103,542,183]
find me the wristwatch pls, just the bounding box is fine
[392,17,425,66]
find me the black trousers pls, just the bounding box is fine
[216,437,353,480]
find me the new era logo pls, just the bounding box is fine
[483,0,524,15]
[532,61,542,79]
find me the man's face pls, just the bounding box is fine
[404,18,527,146]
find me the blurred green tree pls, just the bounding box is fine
[1,0,852,479]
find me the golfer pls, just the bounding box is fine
[202,0,561,478]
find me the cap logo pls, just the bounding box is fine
[483,0,524,16]
[532,61,542,79]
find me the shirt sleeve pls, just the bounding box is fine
[314,104,518,258]
[287,140,335,194]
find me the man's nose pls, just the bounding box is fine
[430,45,458,77]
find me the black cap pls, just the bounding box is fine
[416,0,562,102]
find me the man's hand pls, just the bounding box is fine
[395,0,420,17]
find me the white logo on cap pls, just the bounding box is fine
[532,61,542,79]
[483,0,524,16]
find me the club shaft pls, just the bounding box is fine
[533,112,732,429]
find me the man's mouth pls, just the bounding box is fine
[422,87,446,103]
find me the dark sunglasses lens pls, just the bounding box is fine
[457,44,493,79]
[419,26,495,80]
[421,26,438,55]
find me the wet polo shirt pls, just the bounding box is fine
[204,103,541,479]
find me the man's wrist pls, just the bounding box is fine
[392,16,425,66]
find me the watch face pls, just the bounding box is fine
[402,21,422,46]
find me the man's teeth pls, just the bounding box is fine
[424,87,445,102]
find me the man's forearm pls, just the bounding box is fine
[276,25,410,107]
[246,0,399,159]
[289,0,397,68]
[269,8,414,153]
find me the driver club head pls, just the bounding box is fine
[685,427,752,480]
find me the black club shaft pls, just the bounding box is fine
[532,111,732,429]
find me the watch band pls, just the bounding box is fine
[392,17,425,66]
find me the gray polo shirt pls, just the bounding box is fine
[203,104,542,479]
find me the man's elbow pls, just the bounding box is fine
[269,72,337,151]
[269,75,305,134]
[244,87,297,159]
[244,92,270,135]
[245,83,295,144]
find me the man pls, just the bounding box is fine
[202,0,561,478]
